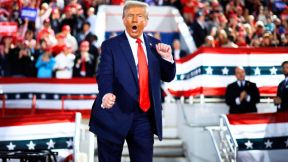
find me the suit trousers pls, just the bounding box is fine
[97,107,154,162]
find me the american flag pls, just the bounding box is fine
[0,112,79,161]
[0,78,98,118]
[163,47,288,97]
[227,112,288,162]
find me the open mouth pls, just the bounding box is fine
[132,25,137,32]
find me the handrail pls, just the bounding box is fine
[220,114,238,149]
[61,95,97,112]
[220,114,238,160]
[205,127,222,162]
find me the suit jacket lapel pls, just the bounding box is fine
[119,33,138,84]
[143,34,157,74]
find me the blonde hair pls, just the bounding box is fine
[122,1,149,19]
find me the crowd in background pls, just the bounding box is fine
[0,0,287,78]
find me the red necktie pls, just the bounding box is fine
[136,38,150,112]
[80,57,86,76]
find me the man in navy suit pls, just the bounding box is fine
[89,1,176,162]
[225,66,260,114]
[274,61,288,112]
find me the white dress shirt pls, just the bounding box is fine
[125,31,148,67]
[54,52,75,78]
[235,80,251,105]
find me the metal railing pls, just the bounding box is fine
[174,98,238,162]
[61,95,97,112]
[0,94,37,117]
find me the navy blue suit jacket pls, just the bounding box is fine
[89,32,176,144]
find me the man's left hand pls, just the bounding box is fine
[156,43,173,62]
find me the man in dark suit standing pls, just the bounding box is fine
[225,66,260,114]
[274,61,288,112]
[89,1,176,162]
[191,11,208,48]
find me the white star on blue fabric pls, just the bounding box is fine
[205,67,213,75]
[27,141,36,150]
[53,94,59,100]
[285,139,288,147]
[7,142,16,150]
[46,139,55,149]
[264,139,273,148]
[222,67,229,75]
[28,93,33,99]
[197,68,201,74]
[269,67,277,75]
[245,140,253,149]
[41,94,46,99]
[15,94,20,99]
[66,139,73,148]
[254,67,261,75]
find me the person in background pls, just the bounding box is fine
[172,39,187,60]
[62,25,78,52]
[0,36,16,76]
[50,8,62,34]
[203,35,215,47]
[35,47,55,78]
[76,22,93,43]
[9,45,34,77]
[86,7,97,35]
[54,44,75,78]
[225,66,260,114]
[73,41,95,77]
[191,11,208,48]
[274,61,288,112]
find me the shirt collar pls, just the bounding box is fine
[237,80,245,86]
[125,31,144,44]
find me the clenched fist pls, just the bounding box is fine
[156,43,173,62]
[101,93,116,109]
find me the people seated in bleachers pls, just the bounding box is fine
[0,0,287,79]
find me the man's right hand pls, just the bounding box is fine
[274,97,282,105]
[239,91,247,102]
[101,93,116,109]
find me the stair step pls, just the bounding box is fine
[122,147,184,157]
[158,127,178,139]
[121,157,187,162]
[123,138,183,147]
[94,157,187,162]
[122,138,184,157]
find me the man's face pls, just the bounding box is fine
[282,63,288,76]
[235,67,246,81]
[123,6,148,39]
